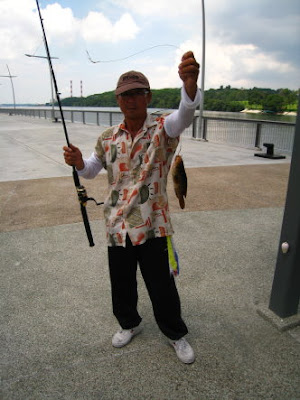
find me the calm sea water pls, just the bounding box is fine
[203,110,296,123]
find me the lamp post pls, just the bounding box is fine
[0,65,17,113]
[25,53,58,122]
[197,0,206,139]
[268,100,300,320]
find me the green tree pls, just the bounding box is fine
[57,86,298,113]
[262,94,285,113]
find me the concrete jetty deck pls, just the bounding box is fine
[1,114,299,399]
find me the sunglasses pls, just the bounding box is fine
[119,89,150,98]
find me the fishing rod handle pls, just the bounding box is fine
[72,168,95,246]
[80,204,95,247]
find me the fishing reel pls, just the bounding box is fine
[76,185,104,207]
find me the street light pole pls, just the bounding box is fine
[0,65,17,112]
[268,100,300,319]
[197,0,206,139]
[25,53,58,122]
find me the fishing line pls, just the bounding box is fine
[31,39,44,56]
[86,44,180,63]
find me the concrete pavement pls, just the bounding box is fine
[1,114,299,399]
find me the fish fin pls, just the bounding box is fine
[179,197,185,209]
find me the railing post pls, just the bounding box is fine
[82,111,85,124]
[202,117,208,141]
[255,122,262,148]
[97,112,100,126]
[109,112,113,126]
[192,116,197,138]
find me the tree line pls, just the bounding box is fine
[57,86,298,113]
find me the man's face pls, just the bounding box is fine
[117,89,152,121]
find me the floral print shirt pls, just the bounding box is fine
[78,86,201,247]
[95,114,179,247]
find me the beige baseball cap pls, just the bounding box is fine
[115,70,150,95]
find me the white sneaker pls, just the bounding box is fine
[112,326,142,348]
[169,337,195,364]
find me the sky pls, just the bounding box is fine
[0,0,299,104]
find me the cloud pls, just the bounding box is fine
[41,3,140,45]
[111,0,300,89]
[0,1,140,61]
[140,40,202,90]
[112,0,199,17]
[41,3,79,44]
[0,0,39,59]
[206,0,300,66]
[205,40,297,89]
[1,0,299,104]
[113,13,140,41]
[158,37,298,90]
[80,11,139,43]
[0,1,142,103]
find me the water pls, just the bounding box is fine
[203,110,296,123]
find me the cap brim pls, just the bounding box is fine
[115,82,150,95]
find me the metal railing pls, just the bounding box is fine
[0,107,124,127]
[0,106,295,154]
[193,115,295,154]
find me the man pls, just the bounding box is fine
[63,51,200,364]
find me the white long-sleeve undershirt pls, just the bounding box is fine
[164,86,201,137]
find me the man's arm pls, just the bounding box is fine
[164,51,201,137]
[63,144,103,179]
[164,86,201,138]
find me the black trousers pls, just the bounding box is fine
[108,235,188,340]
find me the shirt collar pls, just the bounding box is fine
[118,114,158,135]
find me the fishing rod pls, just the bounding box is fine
[35,0,103,246]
